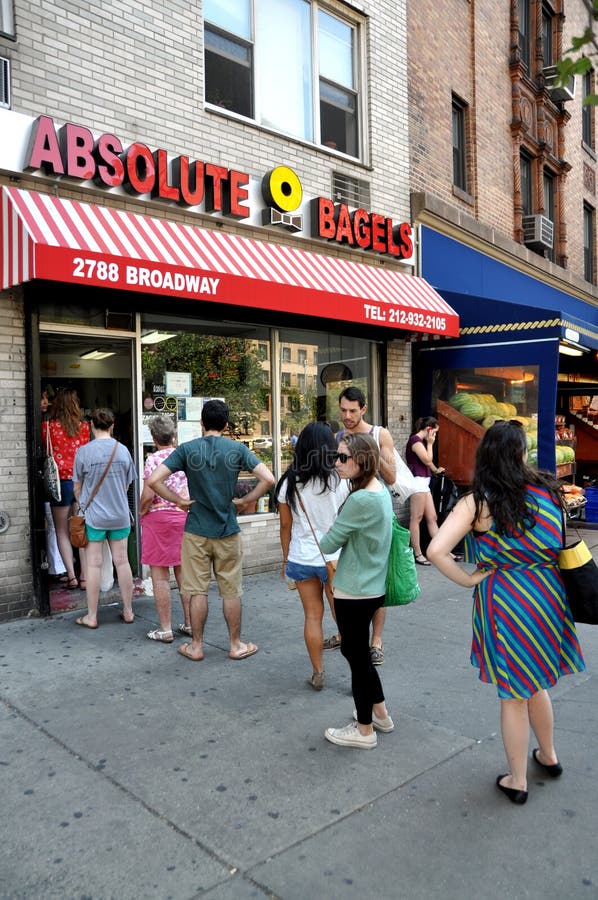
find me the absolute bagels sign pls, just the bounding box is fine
[24,115,413,261]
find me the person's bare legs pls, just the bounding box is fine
[528,688,559,765]
[174,564,191,630]
[109,536,134,622]
[77,545,87,585]
[77,538,102,627]
[371,606,385,651]
[297,577,325,674]
[51,505,77,582]
[222,595,258,658]
[179,592,208,660]
[499,697,530,791]
[423,493,439,541]
[150,564,172,632]
[408,492,427,559]
[323,578,340,644]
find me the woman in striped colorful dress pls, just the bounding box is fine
[427,419,585,805]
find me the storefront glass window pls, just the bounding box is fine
[141,315,374,510]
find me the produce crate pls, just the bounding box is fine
[556,463,573,478]
[436,399,485,486]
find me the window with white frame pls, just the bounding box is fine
[0,0,14,38]
[204,0,363,158]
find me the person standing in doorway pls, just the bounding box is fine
[73,408,137,629]
[42,387,90,590]
[323,386,396,667]
[148,399,275,662]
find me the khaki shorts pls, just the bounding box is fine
[180,531,243,599]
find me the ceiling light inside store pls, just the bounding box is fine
[140,331,177,344]
[79,349,117,360]
[559,340,588,357]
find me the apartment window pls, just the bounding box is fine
[518,0,531,69]
[281,371,291,387]
[584,204,595,282]
[452,96,467,191]
[0,1,15,37]
[281,346,291,362]
[541,4,553,66]
[204,0,362,157]
[297,372,306,391]
[297,348,307,365]
[583,71,594,149]
[520,152,533,216]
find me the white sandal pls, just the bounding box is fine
[178,624,192,636]
[147,628,174,643]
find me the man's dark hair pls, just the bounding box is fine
[92,408,114,430]
[201,399,230,431]
[338,386,366,408]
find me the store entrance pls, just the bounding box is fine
[38,332,137,614]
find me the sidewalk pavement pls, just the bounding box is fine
[1,559,597,899]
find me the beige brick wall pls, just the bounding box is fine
[0,290,34,621]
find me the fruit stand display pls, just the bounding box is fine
[437,391,573,486]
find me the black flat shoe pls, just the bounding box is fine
[532,748,563,778]
[496,775,528,805]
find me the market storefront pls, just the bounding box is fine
[0,114,459,618]
[413,225,598,490]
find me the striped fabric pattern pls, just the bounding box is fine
[466,484,585,699]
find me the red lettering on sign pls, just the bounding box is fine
[173,157,205,207]
[25,115,65,175]
[153,148,180,202]
[229,170,250,218]
[94,133,124,187]
[125,143,155,195]
[62,123,95,181]
[312,197,413,259]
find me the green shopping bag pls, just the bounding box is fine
[384,515,421,607]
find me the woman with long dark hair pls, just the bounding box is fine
[427,420,585,804]
[275,421,349,690]
[320,433,394,749]
[42,387,90,589]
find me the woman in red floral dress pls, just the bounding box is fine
[42,388,90,588]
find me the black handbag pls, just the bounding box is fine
[558,512,598,625]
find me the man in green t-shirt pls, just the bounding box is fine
[148,400,275,662]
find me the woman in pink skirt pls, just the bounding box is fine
[140,416,191,643]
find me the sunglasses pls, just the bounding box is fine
[334,452,352,463]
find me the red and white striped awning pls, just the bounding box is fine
[1,186,458,336]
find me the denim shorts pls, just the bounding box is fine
[50,478,75,508]
[286,560,330,584]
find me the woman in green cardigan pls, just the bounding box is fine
[320,432,394,750]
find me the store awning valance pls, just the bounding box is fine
[1,186,459,337]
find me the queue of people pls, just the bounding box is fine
[42,394,586,795]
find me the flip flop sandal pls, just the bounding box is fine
[229,642,259,660]
[415,556,431,566]
[147,628,174,643]
[178,624,192,636]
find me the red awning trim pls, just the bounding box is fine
[1,186,459,337]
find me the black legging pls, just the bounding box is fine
[334,594,385,725]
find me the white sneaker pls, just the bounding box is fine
[324,721,377,749]
[352,709,394,733]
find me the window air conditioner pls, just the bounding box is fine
[542,65,575,102]
[522,214,554,251]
